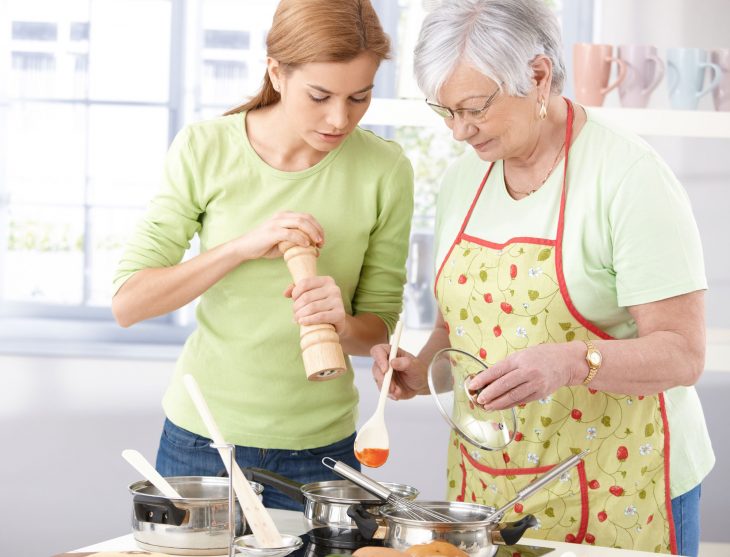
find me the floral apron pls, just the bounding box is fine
[434,100,676,553]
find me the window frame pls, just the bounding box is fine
[0,0,585,359]
[0,0,190,357]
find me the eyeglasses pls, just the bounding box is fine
[426,85,501,123]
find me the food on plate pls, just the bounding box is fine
[404,540,470,557]
[353,546,408,557]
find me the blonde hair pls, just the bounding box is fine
[225,0,390,115]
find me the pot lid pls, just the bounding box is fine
[380,500,497,524]
[428,348,516,451]
[301,480,418,504]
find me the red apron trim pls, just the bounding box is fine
[434,164,494,297]
[461,442,558,475]
[551,101,613,341]
[659,392,678,554]
[458,450,468,502]
[461,234,555,249]
[576,461,589,543]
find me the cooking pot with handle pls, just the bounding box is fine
[348,501,537,557]
[243,467,418,530]
[129,475,263,555]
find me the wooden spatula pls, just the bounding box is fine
[183,374,283,548]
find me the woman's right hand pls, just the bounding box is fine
[235,211,325,261]
[370,344,429,400]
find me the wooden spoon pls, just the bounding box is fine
[183,374,283,548]
[121,449,182,499]
[353,321,404,468]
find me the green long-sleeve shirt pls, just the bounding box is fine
[114,112,414,449]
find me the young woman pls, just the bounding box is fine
[112,0,413,511]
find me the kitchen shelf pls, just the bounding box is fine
[363,98,730,139]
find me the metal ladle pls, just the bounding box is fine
[483,449,590,522]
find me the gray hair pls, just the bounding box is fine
[414,0,566,101]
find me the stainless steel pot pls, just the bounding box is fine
[349,501,536,557]
[128,475,264,556]
[243,467,418,530]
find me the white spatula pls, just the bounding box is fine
[183,374,283,548]
[353,320,403,468]
[122,449,182,499]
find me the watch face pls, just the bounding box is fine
[588,351,602,366]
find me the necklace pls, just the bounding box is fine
[504,138,566,198]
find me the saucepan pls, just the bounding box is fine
[128,475,264,555]
[349,500,536,557]
[242,467,418,530]
[326,452,588,557]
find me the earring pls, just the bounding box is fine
[539,99,547,120]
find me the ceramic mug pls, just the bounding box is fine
[667,47,722,110]
[617,45,665,108]
[710,48,730,111]
[573,43,627,106]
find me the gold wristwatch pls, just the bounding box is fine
[582,339,602,385]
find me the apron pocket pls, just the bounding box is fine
[450,441,590,543]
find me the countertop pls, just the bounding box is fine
[69,508,681,557]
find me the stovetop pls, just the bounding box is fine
[288,528,555,557]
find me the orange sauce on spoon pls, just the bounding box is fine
[355,447,389,468]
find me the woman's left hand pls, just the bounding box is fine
[284,276,347,333]
[469,342,579,410]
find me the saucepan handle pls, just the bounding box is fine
[133,494,188,526]
[240,467,306,504]
[347,504,384,540]
[491,514,538,546]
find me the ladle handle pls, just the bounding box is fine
[321,457,393,500]
[376,321,404,415]
[486,449,589,521]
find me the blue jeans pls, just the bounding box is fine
[672,483,701,557]
[155,418,361,511]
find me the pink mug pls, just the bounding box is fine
[573,43,627,106]
[710,48,730,111]
[618,45,665,108]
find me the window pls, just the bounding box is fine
[0,0,576,356]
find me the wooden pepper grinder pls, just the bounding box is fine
[279,241,347,381]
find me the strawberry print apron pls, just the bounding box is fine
[434,100,676,553]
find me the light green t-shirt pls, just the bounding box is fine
[434,109,714,497]
[114,112,414,450]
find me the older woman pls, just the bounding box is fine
[370,1,713,555]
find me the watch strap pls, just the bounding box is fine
[582,339,599,386]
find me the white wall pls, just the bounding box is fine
[591,0,730,328]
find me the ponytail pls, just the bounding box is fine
[224,71,281,116]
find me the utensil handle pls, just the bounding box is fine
[487,449,589,520]
[132,494,187,526]
[122,449,182,499]
[321,457,393,500]
[377,321,404,414]
[242,467,306,504]
[183,374,283,547]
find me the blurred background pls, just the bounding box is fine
[0,1,728,555]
